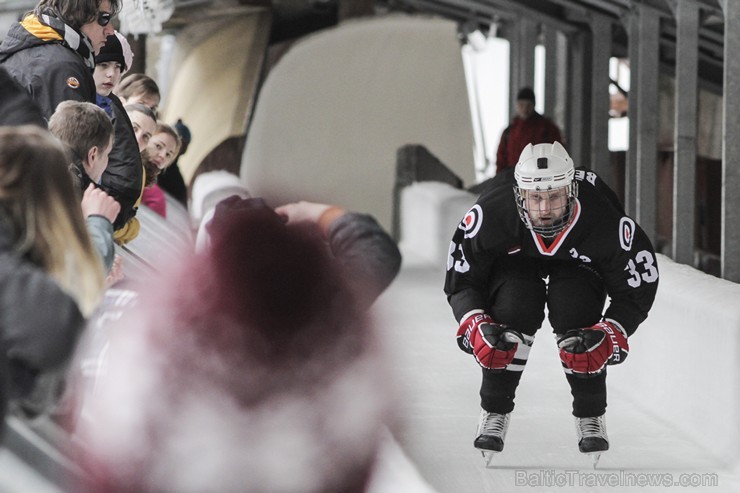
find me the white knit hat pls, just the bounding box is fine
[189,170,250,226]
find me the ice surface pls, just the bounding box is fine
[372,250,740,492]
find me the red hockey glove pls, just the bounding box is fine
[457,311,525,370]
[557,321,629,376]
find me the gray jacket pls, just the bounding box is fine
[328,212,402,310]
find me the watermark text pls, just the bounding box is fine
[514,470,719,488]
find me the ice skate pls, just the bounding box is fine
[575,415,609,468]
[474,409,510,466]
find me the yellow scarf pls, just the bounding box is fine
[20,15,63,42]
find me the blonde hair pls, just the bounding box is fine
[0,126,104,315]
[117,73,160,102]
[154,121,182,162]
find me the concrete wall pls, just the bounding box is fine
[159,11,270,184]
[240,15,475,231]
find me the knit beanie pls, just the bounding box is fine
[94,32,134,73]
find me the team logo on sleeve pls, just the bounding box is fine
[66,77,80,89]
[619,217,635,251]
[459,205,483,239]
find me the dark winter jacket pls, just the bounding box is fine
[158,162,188,207]
[0,13,96,119]
[327,212,402,310]
[99,93,144,230]
[0,218,85,400]
[0,66,46,127]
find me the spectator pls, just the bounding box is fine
[495,87,563,175]
[49,101,113,187]
[48,100,120,273]
[157,118,191,207]
[72,199,398,493]
[92,31,133,116]
[116,72,160,113]
[125,103,157,151]
[93,32,145,245]
[0,0,120,118]
[0,126,104,417]
[141,123,181,218]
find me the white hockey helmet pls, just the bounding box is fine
[513,142,578,237]
[514,141,574,190]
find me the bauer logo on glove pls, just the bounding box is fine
[557,320,629,376]
[457,310,525,370]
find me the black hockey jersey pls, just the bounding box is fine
[444,169,658,336]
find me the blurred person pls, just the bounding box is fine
[92,32,146,246]
[48,100,120,273]
[0,126,104,419]
[0,0,120,118]
[157,118,191,206]
[495,87,563,175]
[140,122,181,218]
[116,72,160,113]
[275,200,402,310]
[190,173,402,309]
[71,199,398,493]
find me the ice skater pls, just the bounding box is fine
[444,141,658,466]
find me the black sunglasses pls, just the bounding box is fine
[97,11,112,27]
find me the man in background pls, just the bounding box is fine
[495,87,563,175]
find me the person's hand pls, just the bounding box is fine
[105,254,125,289]
[81,184,121,224]
[457,311,524,370]
[275,201,335,224]
[558,321,629,376]
[275,201,347,236]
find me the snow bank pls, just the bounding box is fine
[399,182,476,266]
[611,254,740,465]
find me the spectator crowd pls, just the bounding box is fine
[0,0,410,491]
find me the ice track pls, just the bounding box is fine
[372,251,740,493]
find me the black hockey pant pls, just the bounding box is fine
[480,256,608,418]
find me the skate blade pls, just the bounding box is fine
[480,450,500,467]
[584,451,602,469]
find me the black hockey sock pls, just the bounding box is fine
[480,368,524,414]
[566,371,607,417]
